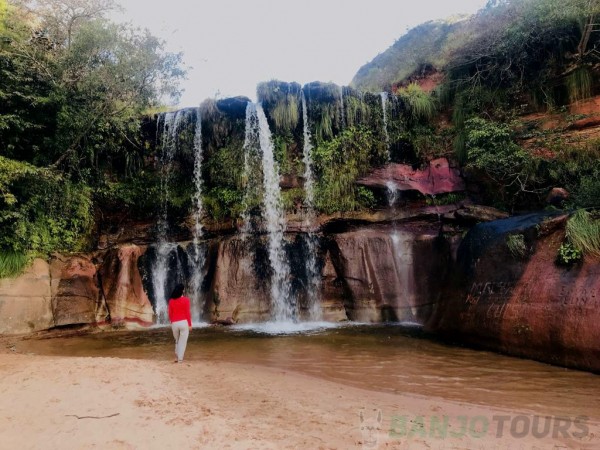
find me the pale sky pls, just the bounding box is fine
[113,0,488,107]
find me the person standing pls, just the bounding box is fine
[168,283,192,363]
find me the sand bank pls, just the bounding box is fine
[0,345,598,449]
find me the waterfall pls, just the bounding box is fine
[240,102,261,237]
[390,232,417,317]
[189,107,206,321]
[301,92,321,320]
[301,93,315,211]
[380,91,391,161]
[192,107,204,248]
[152,110,185,324]
[246,102,295,322]
[154,111,180,322]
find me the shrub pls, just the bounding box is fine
[0,156,93,275]
[556,242,583,266]
[312,127,379,213]
[396,83,437,124]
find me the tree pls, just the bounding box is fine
[12,0,119,48]
[0,1,185,175]
[50,19,185,174]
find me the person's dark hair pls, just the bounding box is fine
[170,283,185,300]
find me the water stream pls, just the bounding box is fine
[244,103,295,322]
[153,111,185,323]
[189,107,206,321]
[19,325,600,420]
[301,92,321,320]
[380,91,391,160]
[152,109,206,323]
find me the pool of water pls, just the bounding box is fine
[19,323,600,418]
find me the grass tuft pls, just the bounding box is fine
[0,250,29,278]
[565,209,600,256]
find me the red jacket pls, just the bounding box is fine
[168,296,192,326]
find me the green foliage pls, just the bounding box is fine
[574,173,600,208]
[446,0,600,111]
[312,127,378,213]
[0,250,29,278]
[506,233,527,259]
[94,171,161,218]
[281,188,305,212]
[356,186,376,209]
[425,192,465,206]
[556,242,583,266]
[565,209,600,256]
[566,66,592,103]
[464,117,542,206]
[315,104,335,143]
[396,83,437,123]
[345,96,370,127]
[545,141,600,208]
[0,2,184,174]
[0,156,93,257]
[354,0,600,112]
[270,96,299,132]
[203,187,244,221]
[257,80,301,133]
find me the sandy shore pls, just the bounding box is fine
[0,345,598,449]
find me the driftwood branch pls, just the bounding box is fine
[65,413,120,420]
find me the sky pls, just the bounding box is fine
[112,0,488,107]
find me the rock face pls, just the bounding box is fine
[208,237,271,323]
[99,245,154,325]
[428,213,600,373]
[357,158,465,196]
[50,255,106,327]
[0,259,53,334]
[330,224,450,323]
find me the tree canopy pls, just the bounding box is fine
[0,0,185,275]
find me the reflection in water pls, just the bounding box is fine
[20,324,600,418]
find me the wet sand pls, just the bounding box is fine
[1,327,599,449]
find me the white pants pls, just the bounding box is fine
[171,320,190,362]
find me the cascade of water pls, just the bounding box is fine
[153,110,185,323]
[239,102,261,237]
[380,91,391,162]
[188,107,205,321]
[301,92,321,320]
[253,102,295,322]
[390,232,417,317]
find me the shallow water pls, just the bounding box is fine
[19,323,600,418]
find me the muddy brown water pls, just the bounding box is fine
[17,323,600,419]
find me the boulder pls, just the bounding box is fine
[0,259,53,334]
[216,96,251,119]
[429,212,600,372]
[50,255,105,326]
[451,204,509,224]
[357,158,465,196]
[99,245,154,325]
[546,187,569,206]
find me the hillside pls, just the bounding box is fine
[351,0,600,215]
[352,0,600,99]
[351,17,465,93]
